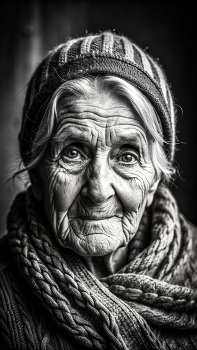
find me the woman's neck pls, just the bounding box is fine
[83,244,130,279]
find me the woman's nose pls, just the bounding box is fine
[81,161,115,204]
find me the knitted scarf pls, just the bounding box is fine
[1,186,197,349]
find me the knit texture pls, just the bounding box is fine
[19,31,176,165]
[0,187,197,349]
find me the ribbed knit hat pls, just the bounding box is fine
[19,31,176,165]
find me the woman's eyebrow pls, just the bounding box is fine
[110,129,148,146]
[52,125,92,143]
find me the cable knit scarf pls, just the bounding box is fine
[2,186,197,349]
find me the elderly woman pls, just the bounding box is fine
[0,32,197,349]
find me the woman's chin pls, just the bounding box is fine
[55,230,125,256]
[77,233,124,256]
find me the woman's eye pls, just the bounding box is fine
[61,148,83,160]
[118,153,138,164]
[66,150,79,159]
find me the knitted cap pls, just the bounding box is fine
[19,31,176,165]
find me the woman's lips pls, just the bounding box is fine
[74,213,123,220]
[68,196,123,220]
[78,215,114,220]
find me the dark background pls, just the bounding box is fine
[0,0,196,236]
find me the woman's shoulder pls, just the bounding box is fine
[186,219,197,250]
[184,217,197,239]
[0,234,15,305]
[0,234,19,302]
[187,219,197,233]
[0,234,11,270]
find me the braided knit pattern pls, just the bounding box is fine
[7,191,139,350]
[0,240,48,349]
[102,187,197,331]
[1,186,197,349]
[6,189,169,349]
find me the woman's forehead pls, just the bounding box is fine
[59,89,130,112]
[53,95,147,148]
[54,109,147,150]
[57,92,142,126]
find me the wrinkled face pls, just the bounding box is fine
[32,90,158,256]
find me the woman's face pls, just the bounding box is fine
[32,89,158,256]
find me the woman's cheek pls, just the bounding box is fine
[115,170,154,212]
[42,170,78,235]
[52,172,81,212]
[120,180,143,212]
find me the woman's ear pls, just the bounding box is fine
[29,169,43,201]
[146,178,160,208]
